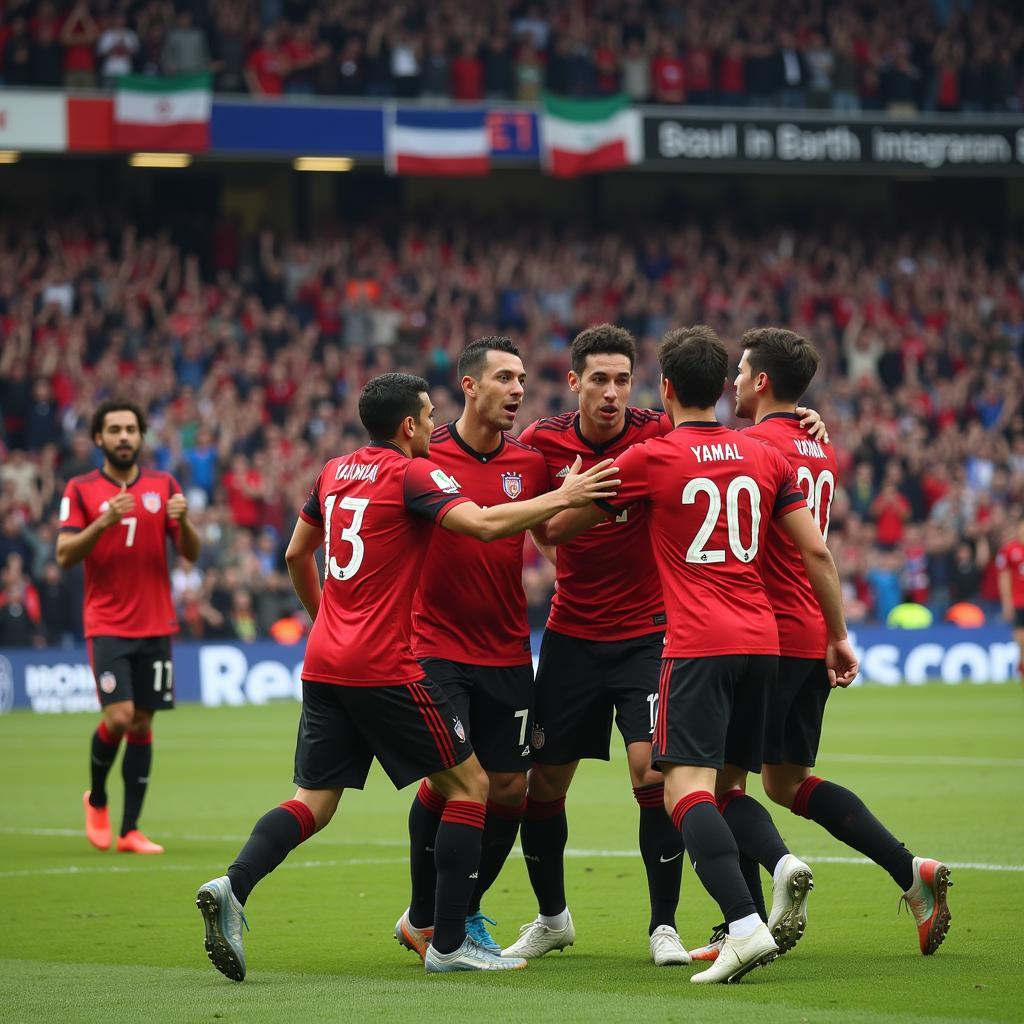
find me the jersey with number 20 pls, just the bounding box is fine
[599,422,805,658]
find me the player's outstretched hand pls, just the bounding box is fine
[100,483,135,527]
[167,493,188,521]
[796,406,830,445]
[826,637,859,688]
[557,455,620,508]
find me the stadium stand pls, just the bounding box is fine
[0,0,1021,111]
[0,214,1022,643]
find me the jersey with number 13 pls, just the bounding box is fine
[298,442,471,687]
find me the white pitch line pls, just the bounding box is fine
[0,838,1020,878]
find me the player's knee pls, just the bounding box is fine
[526,763,572,802]
[103,704,134,733]
[762,772,801,808]
[488,772,528,806]
[442,759,489,803]
[631,764,662,789]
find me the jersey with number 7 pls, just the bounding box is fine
[58,469,183,637]
[744,412,839,659]
[598,422,805,658]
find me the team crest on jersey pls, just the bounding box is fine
[142,491,162,514]
[531,725,545,750]
[99,672,117,694]
[452,716,466,743]
[501,471,523,499]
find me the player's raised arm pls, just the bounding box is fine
[777,504,859,687]
[441,456,619,542]
[796,405,830,444]
[285,516,324,622]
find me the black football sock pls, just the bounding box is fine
[719,788,790,874]
[673,792,757,925]
[227,800,316,905]
[634,783,683,934]
[432,801,485,954]
[469,797,525,914]
[408,780,445,928]
[519,796,568,916]
[120,730,152,836]
[794,776,914,892]
[738,852,768,922]
[89,721,121,808]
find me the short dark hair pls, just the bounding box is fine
[358,372,429,441]
[570,324,635,375]
[658,325,728,409]
[741,327,820,402]
[457,336,521,381]
[90,400,147,439]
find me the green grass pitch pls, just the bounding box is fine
[1,684,1022,1024]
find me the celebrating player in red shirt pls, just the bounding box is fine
[196,373,618,981]
[996,521,1024,678]
[548,327,858,983]
[397,338,551,959]
[508,325,686,965]
[684,328,950,965]
[506,324,828,967]
[57,400,200,856]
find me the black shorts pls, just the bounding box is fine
[763,657,831,768]
[419,658,533,773]
[531,629,663,764]
[652,655,776,774]
[294,678,474,791]
[87,635,175,711]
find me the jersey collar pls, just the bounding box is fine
[758,411,802,422]
[675,420,723,429]
[367,441,408,457]
[446,421,505,464]
[573,408,633,453]
[100,467,141,488]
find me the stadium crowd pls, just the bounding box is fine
[0,0,1022,112]
[0,212,1022,645]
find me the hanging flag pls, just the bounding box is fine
[385,108,490,175]
[540,93,641,177]
[113,74,212,151]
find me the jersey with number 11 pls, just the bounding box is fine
[298,442,471,687]
[745,413,839,659]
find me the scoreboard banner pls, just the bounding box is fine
[0,626,1019,714]
[642,112,1024,174]
[4,88,1024,175]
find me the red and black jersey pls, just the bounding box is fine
[59,468,182,638]
[996,540,1024,608]
[745,413,840,658]
[412,423,550,666]
[298,442,472,687]
[518,408,670,642]
[600,422,805,659]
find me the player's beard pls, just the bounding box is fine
[102,442,140,470]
